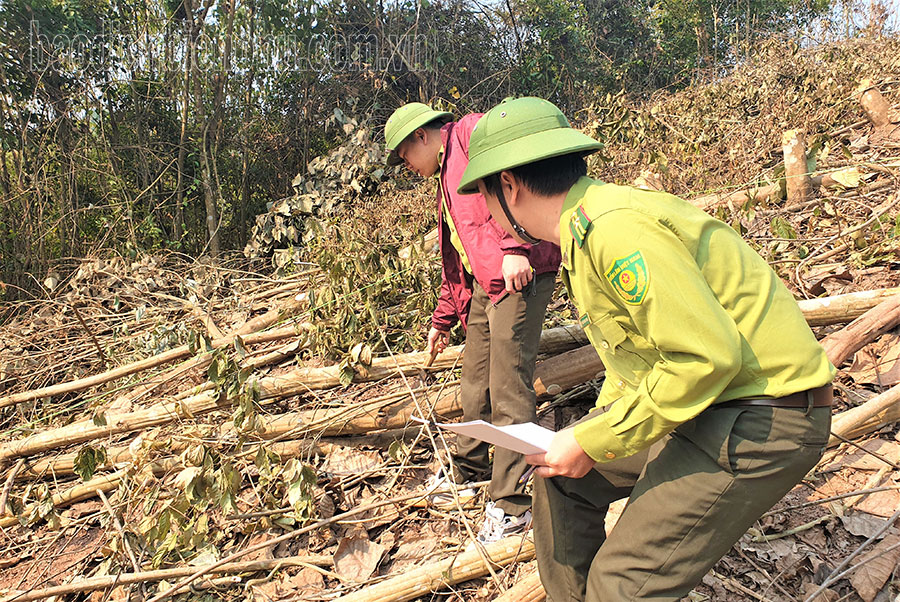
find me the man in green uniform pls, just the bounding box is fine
[456,97,835,601]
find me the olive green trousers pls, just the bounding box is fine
[533,403,832,601]
[453,273,555,516]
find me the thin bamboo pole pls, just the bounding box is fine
[0,323,306,409]
[333,536,536,602]
[493,571,545,602]
[0,556,331,602]
[3,288,899,464]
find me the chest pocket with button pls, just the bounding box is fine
[585,313,654,388]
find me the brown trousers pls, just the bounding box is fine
[453,273,555,516]
[533,403,832,601]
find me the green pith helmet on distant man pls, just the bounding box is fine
[457,97,603,194]
[384,102,453,166]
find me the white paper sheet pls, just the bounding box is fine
[411,416,555,455]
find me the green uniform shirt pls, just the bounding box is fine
[559,177,835,463]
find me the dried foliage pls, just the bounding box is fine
[588,37,900,196]
[1,35,900,602]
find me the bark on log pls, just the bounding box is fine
[782,129,812,207]
[2,288,898,464]
[689,169,891,213]
[253,286,900,396]
[255,322,589,399]
[0,391,225,464]
[0,460,178,528]
[493,571,545,602]
[112,324,311,408]
[21,429,415,480]
[0,322,307,409]
[533,345,603,397]
[0,556,332,602]
[830,382,900,445]
[333,536,535,602]
[797,287,900,327]
[256,385,463,440]
[690,182,781,212]
[534,323,589,355]
[821,294,900,367]
[858,79,892,127]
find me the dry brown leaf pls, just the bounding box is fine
[849,533,900,602]
[321,446,383,477]
[740,536,797,561]
[856,488,900,519]
[389,524,440,571]
[802,582,840,602]
[847,334,900,386]
[840,512,893,539]
[798,525,828,549]
[284,567,324,591]
[251,579,281,601]
[243,530,279,562]
[333,534,386,582]
[835,439,900,471]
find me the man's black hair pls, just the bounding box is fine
[482,152,587,198]
[421,116,452,131]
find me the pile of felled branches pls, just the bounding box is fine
[1,77,900,602]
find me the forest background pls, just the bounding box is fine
[0,0,898,306]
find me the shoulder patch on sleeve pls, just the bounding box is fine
[569,205,592,248]
[604,251,650,305]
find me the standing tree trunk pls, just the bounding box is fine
[782,129,812,207]
[174,17,193,246]
[857,79,891,128]
[185,0,222,257]
[0,145,9,198]
[239,0,256,245]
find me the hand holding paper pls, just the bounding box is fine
[525,428,596,479]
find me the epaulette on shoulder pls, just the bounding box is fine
[569,205,593,248]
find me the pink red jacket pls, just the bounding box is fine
[432,114,561,332]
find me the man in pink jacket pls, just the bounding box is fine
[385,103,560,542]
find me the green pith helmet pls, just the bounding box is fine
[457,97,602,194]
[384,103,453,166]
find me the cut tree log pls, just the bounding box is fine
[797,287,900,327]
[782,129,812,207]
[493,571,545,602]
[332,535,535,602]
[0,391,225,464]
[534,323,588,355]
[2,288,898,464]
[0,460,178,528]
[533,345,603,397]
[0,556,332,602]
[689,170,894,213]
[830,382,900,445]
[0,321,309,409]
[246,323,591,399]
[821,294,900,367]
[689,181,781,212]
[111,323,312,409]
[20,428,416,481]
[857,79,892,127]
